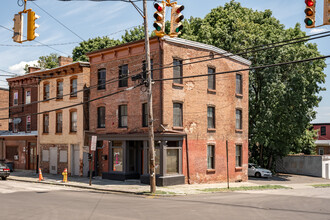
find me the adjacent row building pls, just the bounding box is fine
[0,36,250,185]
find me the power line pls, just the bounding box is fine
[154,55,330,82]
[30,1,85,41]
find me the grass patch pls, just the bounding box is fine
[312,184,330,188]
[199,185,290,193]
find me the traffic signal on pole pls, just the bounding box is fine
[304,0,316,28]
[12,14,23,43]
[324,0,330,25]
[27,10,40,41]
[170,4,184,37]
[153,2,166,37]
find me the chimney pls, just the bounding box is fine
[28,66,41,73]
[58,56,73,66]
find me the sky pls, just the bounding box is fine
[0,0,329,123]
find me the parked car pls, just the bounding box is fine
[0,161,10,180]
[248,163,272,178]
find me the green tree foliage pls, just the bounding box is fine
[121,25,146,43]
[24,53,60,73]
[72,37,121,61]
[180,1,326,168]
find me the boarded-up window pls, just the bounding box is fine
[42,150,49,162]
[59,150,68,163]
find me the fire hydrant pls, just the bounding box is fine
[62,168,68,183]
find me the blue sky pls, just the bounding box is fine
[0,0,329,122]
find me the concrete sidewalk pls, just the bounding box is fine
[7,170,330,195]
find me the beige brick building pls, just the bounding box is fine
[87,37,250,186]
[0,88,9,131]
[38,57,90,176]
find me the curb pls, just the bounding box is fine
[8,177,145,196]
[8,177,181,197]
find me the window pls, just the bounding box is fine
[71,78,78,97]
[44,83,50,100]
[26,115,31,133]
[118,105,127,128]
[57,81,63,99]
[207,145,215,169]
[167,149,179,174]
[97,69,106,90]
[25,91,31,104]
[13,91,18,106]
[13,120,18,133]
[208,67,216,90]
[43,114,49,133]
[70,111,77,132]
[142,103,148,127]
[319,148,324,155]
[173,59,183,84]
[236,109,242,130]
[56,112,62,133]
[236,145,242,167]
[236,74,242,95]
[142,59,154,79]
[112,141,123,172]
[173,103,183,127]
[207,106,215,129]
[321,126,326,136]
[119,65,128,87]
[97,106,105,128]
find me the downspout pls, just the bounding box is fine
[185,134,190,184]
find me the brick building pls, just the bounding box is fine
[312,123,330,155]
[87,36,250,186]
[0,88,9,131]
[38,57,90,176]
[0,69,39,170]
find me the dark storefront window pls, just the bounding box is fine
[112,141,123,172]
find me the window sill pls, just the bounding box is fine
[69,96,78,100]
[235,94,243,98]
[118,127,128,130]
[42,132,49,135]
[235,129,243,133]
[235,167,242,172]
[206,169,215,174]
[55,132,63,135]
[172,126,184,130]
[207,89,216,94]
[172,83,184,89]
[207,128,216,132]
[56,98,63,101]
[69,131,77,134]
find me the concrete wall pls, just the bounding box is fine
[276,155,323,177]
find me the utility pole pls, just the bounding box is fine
[143,0,156,193]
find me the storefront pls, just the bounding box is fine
[93,133,185,186]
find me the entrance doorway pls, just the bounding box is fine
[28,142,37,170]
[127,141,143,178]
[49,147,58,174]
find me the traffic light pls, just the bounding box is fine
[304,0,316,28]
[324,0,330,25]
[12,14,23,43]
[153,2,166,37]
[170,4,184,37]
[27,10,40,41]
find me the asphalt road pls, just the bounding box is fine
[1,180,330,220]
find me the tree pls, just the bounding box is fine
[72,37,121,62]
[180,1,326,168]
[24,53,60,73]
[121,25,146,43]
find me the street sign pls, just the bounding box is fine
[91,136,97,151]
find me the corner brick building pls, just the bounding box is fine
[87,36,250,186]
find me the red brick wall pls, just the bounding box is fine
[314,124,330,140]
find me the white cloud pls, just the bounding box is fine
[8,60,39,75]
[308,28,329,34]
[312,106,330,123]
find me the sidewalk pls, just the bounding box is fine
[7,170,330,195]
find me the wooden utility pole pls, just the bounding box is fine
[143,0,156,193]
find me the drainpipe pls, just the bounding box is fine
[185,134,190,184]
